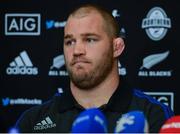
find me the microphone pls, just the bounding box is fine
[71,108,108,133]
[159,115,180,133]
[114,111,149,133]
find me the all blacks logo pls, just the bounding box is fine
[142,7,171,41]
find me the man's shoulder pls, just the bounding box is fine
[130,89,174,132]
[27,99,52,114]
[15,95,62,130]
[17,95,61,124]
[23,95,60,117]
[131,89,174,118]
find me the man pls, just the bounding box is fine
[15,4,174,132]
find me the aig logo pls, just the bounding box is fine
[145,92,174,111]
[5,13,41,36]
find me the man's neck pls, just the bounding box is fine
[70,69,120,109]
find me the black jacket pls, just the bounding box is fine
[15,80,174,133]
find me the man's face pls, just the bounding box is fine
[64,12,114,89]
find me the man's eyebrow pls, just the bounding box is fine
[81,33,101,37]
[64,34,73,39]
[64,33,101,39]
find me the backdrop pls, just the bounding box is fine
[0,0,179,132]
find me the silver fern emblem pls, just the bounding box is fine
[140,51,170,69]
[50,55,65,69]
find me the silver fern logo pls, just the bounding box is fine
[140,51,169,69]
[138,51,172,77]
[142,7,171,41]
[48,54,68,76]
[50,55,65,69]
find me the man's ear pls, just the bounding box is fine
[113,37,125,58]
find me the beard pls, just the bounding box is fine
[65,47,114,90]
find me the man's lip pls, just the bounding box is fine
[71,60,90,65]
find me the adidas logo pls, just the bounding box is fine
[34,116,56,130]
[6,51,38,75]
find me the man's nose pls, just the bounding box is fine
[73,41,86,56]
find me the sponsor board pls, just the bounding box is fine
[5,13,41,36]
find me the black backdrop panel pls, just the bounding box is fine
[0,0,179,132]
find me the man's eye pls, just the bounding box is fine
[65,40,75,46]
[86,38,97,43]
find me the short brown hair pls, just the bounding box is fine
[67,4,119,38]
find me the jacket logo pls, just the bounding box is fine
[33,116,56,130]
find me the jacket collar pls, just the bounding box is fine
[55,78,133,113]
